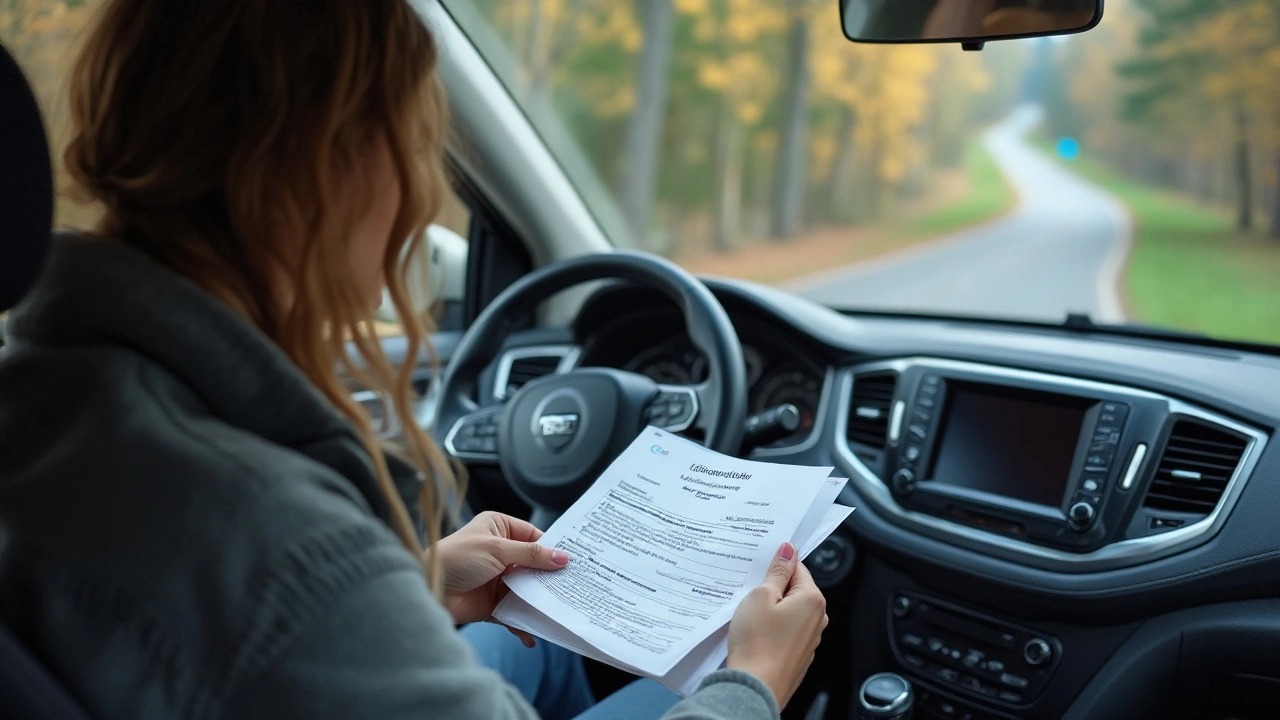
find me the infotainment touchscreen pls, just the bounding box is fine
[928,383,1090,507]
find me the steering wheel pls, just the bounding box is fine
[433,252,747,528]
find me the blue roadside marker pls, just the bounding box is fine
[1057,137,1080,161]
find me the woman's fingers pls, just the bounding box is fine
[505,625,538,648]
[490,538,570,572]
[486,619,538,648]
[487,512,544,544]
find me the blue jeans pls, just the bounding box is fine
[462,622,681,720]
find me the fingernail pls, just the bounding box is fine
[778,542,795,561]
[552,550,570,566]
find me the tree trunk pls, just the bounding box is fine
[1271,150,1280,241]
[713,98,744,252]
[1234,103,1253,232]
[770,8,811,240]
[825,105,858,223]
[868,128,887,220]
[617,0,674,251]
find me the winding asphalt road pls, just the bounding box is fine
[787,106,1131,323]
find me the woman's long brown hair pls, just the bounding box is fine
[64,0,458,589]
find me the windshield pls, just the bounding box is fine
[445,0,1279,347]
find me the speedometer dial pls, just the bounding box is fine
[623,345,696,384]
[753,363,822,438]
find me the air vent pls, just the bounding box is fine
[498,352,566,398]
[1143,420,1249,514]
[352,390,396,436]
[847,372,898,450]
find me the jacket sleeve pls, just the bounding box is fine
[662,670,780,720]
[218,567,540,720]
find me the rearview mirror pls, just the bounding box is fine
[841,0,1102,45]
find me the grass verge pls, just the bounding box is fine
[1038,144,1280,347]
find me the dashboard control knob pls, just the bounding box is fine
[805,534,856,589]
[892,595,913,618]
[1024,638,1053,666]
[891,469,916,496]
[1067,502,1095,531]
[858,672,914,720]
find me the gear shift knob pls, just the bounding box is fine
[857,672,914,720]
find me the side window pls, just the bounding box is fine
[375,187,472,336]
[2,2,108,347]
[2,0,107,231]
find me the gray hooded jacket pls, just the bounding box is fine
[0,234,778,720]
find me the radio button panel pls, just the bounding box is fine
[889,591,1059,713]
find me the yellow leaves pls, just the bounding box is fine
[806,0,941,188]
[808,134,838,180]
[597,85,637,117]
[621,25,643,51]
[724,7,785,44]
[698,52,774,126]
[675,0,711,16]
[753,129,779,154]
[574,2,642,49]
[697,60,732,90]
[736,101,763,125]
[881,156,907,182]
[694,16,718,42]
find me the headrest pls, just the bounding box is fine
[0,43,53,312]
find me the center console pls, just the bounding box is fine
[890,371,1130,553]
[835,358,1267,720]
[836,358,1264,573]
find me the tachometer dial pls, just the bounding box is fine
[691,344,765,386]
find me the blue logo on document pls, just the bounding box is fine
[650,445,669,456]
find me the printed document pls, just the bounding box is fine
[493,427,853,693]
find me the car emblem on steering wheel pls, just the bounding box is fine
[537,413,579,438]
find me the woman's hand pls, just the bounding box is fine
[726,542,828,711]
[431,511,570,646]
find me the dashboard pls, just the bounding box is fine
[475,279,1280,720]
[573,299,826,448]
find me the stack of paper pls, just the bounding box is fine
[493,427,854,696]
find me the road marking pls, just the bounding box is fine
[1093,193,1132,323]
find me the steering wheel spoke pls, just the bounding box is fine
[443,406,502,464]
[644,384,701,433]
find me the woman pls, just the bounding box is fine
[0,1,827,719]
